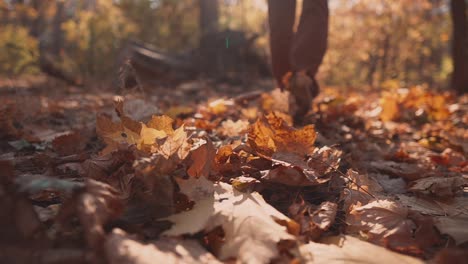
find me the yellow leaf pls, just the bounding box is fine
[380,92,399,121]
[147,115,174,135]
[139,123,167,146]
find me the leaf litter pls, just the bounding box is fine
[0,79,467,263]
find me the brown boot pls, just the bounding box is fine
[283,71,319,124]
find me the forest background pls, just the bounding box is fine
[1,0,467,93]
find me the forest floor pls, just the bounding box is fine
[0,75,467,264]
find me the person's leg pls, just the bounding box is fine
[267,0,296,89]
[286,0,329,123]
[291,0,329,77]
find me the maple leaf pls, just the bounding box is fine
[219,119,249,137]
[187,137,216,177]
[370,160,430,181]
[105,229,221,264]
[96,113,140,155]
[147,115,175,134]
[157,124,191,160]
[163,177,295,264]
[346,199,440,254]
[297,235,423,264]
[289,201,337,241]
[408,176,467,197]
[433,216,468,245]
[248,113,316,158]
[51,132,85,156]
[248,113,340,185]
[57,179,123,252]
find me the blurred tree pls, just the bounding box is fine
[200,0,219,35]
[322,0,452,89]
[450,0,467,93]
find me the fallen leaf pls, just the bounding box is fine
[432,248,468,264]
[346,199,439,254]
[408,176,467,197]
[58,179,123,251]
[370,161,430,181]
[164,177,295,264]
[146,115,174,134]
[297,235,423,264]
[433,216,468,245]
[248,113,316,158]
[96,114,140,155]
[289,201,337,241]
[380,92,400,121]
[158,125,191,160]
[51,132,85,156]
[249,114,340,185]
[187,137,216,177]
[138,123,167,147]
[396,195,468,216]
[219,119,249,137]
[105,228,221,264]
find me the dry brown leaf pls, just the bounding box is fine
[96,114,140,155]
[289,201,337,241]
[380,92,400,121]
[146,115,175,135]
[370,160,430,181]
[58,179,123,251]
[0,170,47,246]
[297,235,423,264]
[158,125,191,160]
[396,195,468,216]
[163,177,295,264]
[219,119,249,137]
[105,228,221,264]
[214,144,243,176]
[341,170,384,212]
[408,176,467,197]
[262,166,314,186]
[249,114,340,185]
[83,148,134,181]
[346,199,439,254]
[248,113,316,158]
[187,137,216,177]
[260,88,291,114]
[139,123,167,147]
[433,248,468,264]
[51,132,85,156]
[434,216,468,245]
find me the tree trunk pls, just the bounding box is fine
[199,0,219,36]
[450,0,468,94]
[52,0,65,56]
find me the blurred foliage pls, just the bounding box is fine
[61,0,137,77]
[321,0,452,89]
[118,0,200,51]
[0,25,39,75]
[0,0,456,89]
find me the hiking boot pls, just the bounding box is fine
[282,71,320,124]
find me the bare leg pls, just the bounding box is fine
[268,0,296,89]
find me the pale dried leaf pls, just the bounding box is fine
[408,176,467,197]
[164,178,294,264]
[434,216,468,245]
[219,119,249,137]
[346,199,439,253]
[396,195,468,216]
[105,229,221,264]
[147,115,174,134]
[297,235,423,264]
